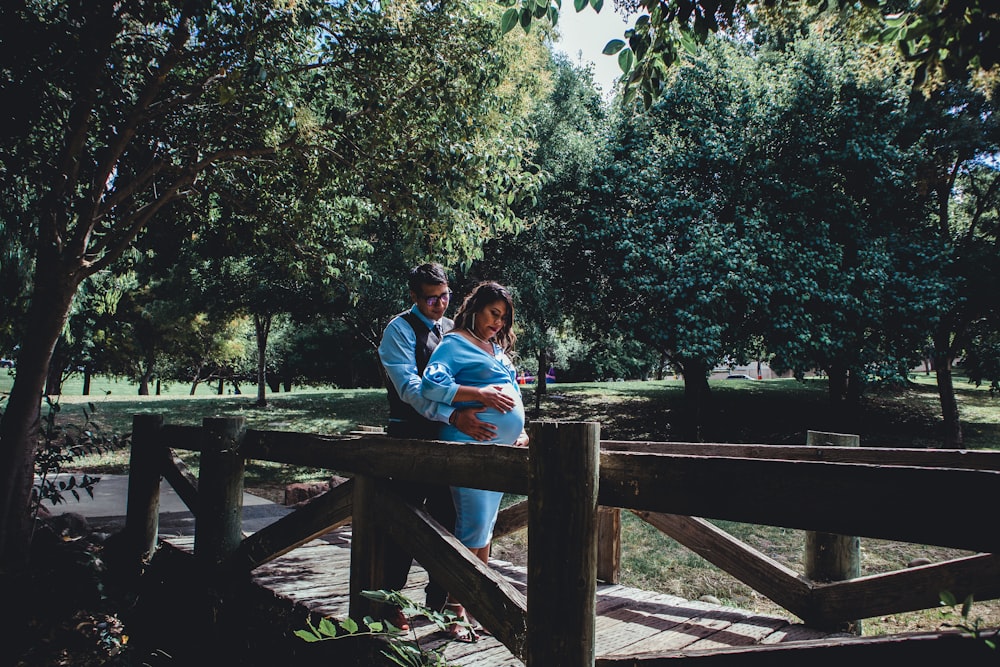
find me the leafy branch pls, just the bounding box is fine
[28,395,129,538]
[296,589,475,667]
[940,591,999,650]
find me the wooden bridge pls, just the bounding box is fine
[121,415,1000,665]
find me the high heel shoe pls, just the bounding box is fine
[443,602,478,643]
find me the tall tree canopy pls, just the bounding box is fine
[898,78,1000,446]
[580,12,954,436]
[0,0,545,569]
[476,51,609,400]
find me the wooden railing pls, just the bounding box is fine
[122,414,1000,665]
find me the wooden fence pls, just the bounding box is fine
[122,414,1000,665]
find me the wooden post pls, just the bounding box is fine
[805,429,862,634]
[527,421,600,667]
[195,416,246,568]
[124,413,164,572]
[596,506,621,584]
[349,473,388,621]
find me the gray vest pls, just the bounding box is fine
[383,311,453,437]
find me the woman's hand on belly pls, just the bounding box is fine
[476,384,516,413]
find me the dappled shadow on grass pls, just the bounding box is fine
[526,377,966,448]
[60,376,996,458]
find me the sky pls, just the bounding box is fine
[550,5,638,95]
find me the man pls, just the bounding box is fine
[377,263,495,629]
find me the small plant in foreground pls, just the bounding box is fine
[940,591,999,650]
[295,589,475,667]
[29,396,129,533]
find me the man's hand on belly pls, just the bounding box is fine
[453,406,497,442]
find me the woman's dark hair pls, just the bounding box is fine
[453,281,516,352]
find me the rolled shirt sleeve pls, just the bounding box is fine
[422,359,461,406]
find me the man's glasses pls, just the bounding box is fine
[422,291,452,307]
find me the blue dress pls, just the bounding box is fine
[422,333,525,549]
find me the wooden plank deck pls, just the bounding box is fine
[165,526,838,666]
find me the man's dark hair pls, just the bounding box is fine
[408,263,448,293]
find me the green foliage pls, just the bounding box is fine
[502,0,1000,106]
[940,591,1000,650]
[963,326,1000,393]
[745,27,938,391]
[295,590,471,667]
[474,51,609,385]
[580,18,961,408]
[30,398,127,518]
[1,0,549,400]
[579,36,766,391]
[872,1,1000,89]
[32,404,116,532]
[551,330,659,382]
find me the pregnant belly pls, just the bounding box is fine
[446,385,525,444]
[477,404,526,444]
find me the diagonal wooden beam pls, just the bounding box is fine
[159,447,199,514]
[809,553,1000,625]
[224,479,353,572]
[632,511,812,621]
[373,486,529,660]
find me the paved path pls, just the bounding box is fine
[39,473,292,535]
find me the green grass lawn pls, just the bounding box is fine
[5,369,996,449]
[0,371,387,434]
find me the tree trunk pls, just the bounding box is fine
[655,352,667,380]
[679,358,711,441]
[827,363,848,403]
[82,368,91,395]
[0,268,78,570]
[138,361,151,396]
[930,166,964,448]
[536,351,547,396]
[43,356,64,396]
[189,365,202,396]
[845,367,864,404]
[933,333,963,448]
[254,313,272,408]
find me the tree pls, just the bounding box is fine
[579,37,767,437]
[577,15,951,436]
[477,52,609,404]
[183,152,367,406]
[0,0,542,569]
[504,0,999,105]
[899,82,1000,446]
[743,18,942,405]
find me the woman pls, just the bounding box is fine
[421,280,529,641]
